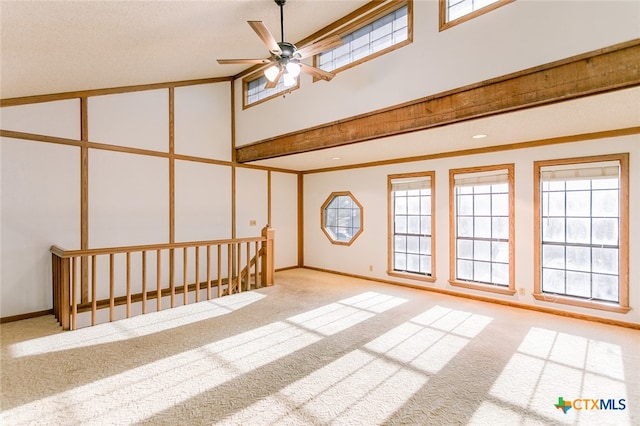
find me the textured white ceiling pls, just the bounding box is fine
[0,0,368,98]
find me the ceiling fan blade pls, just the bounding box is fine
[217,58,272,65]
[265,68,284,89]
[296,35,343,59]
[300,63,336,81]
[248,21,282,55]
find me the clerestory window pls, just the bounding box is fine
[315,0,412,76]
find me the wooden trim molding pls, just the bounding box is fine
[236,39,640,163]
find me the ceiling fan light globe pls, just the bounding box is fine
[264,65,280,82]
[283,73,296,87]
[286,62,301,77]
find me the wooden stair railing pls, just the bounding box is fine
[51,226,274,330]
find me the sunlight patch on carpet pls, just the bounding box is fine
[483,327,630,425]
[9,291,266,358]
[1,291,407,425]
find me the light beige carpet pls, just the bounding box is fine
[1,268,638,425]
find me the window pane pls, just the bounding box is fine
[457,259,473,280]
[474,217,491,238]
[544,191,565,217]
[492,263,509,285]
[395,216,407,234]
[395,236,406,252]
[407,216,421,234]
[492,193,509,216]
[592,218,619,245]
[457,239,473,260]
[473,240,491,261]
[474,194,491,216]
[420,196,431,215]
[492,217,509,240]
[592,190,618,217]
[474,261,491,283]
[566,271,591,298]
[420,237,431,255]
[542,268,565,294]
[542,244,565,269]
[592,274,618,302]
[458,195,473,215]
[421,216,432,235]
[592,247,618,275]
[395,253,406,270]
[407,236,420,254]
[491,241,509,263]
[395,196,407,214]
[458,217,473,238]
[420,255,432,274]
[566,218,590,244]
[542,218,565,243]
[566,246,591,272]
[566,191,591,217]
[407,254,420,272]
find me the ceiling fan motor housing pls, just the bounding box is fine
[277,42,297,59]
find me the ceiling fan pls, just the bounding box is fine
[217,0,343,89]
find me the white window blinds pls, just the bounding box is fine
[540,161,620,181]
[391,176,431,191]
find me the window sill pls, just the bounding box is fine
[532,293,631,314]
[449,280,516,296]
[387,271,436,283]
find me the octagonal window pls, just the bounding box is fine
[321,191,363,245]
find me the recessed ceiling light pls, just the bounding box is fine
[472,134,488,139]
[332,157,341,160]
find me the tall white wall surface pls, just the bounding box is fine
[235,0,640,146]
[304,135,640,325]
[1,81,301,318]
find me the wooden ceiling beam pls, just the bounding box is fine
[236,39,640,163]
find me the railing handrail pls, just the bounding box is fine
[51,235,267,258]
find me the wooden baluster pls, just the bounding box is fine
[227,243,232,295]
[261,227,275,286]
[91,255,97,326]
[217,245,222,298]
[61,257,70,330]
[71,257,77,331]
[142,250,147,315]
[126,252,131,318]
[195,246,200,303]
[156,250,162,312]
[254,241,259,289]
[246,242,251,291]
[52,254,58,323]
[206,245,212,300]
[170,249,175,308]
[183,247,188,305]
[109,253,115,322]
[237,242,242,293]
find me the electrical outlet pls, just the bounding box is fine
[518,287,525,296]
[249,220,257,226]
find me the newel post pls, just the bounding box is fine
[51,247,71,330]
[261,226,275,286]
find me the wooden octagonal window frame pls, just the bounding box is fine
[321,191,364,246]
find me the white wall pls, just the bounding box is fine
[0,79,301,317]
[235,0,640,146]
[304,135,640,324]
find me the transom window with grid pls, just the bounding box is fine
[534,155,629,312]
[440,0,514,30]
[316,1,411,75]
[450,165,514,294]
[244,73,297,108]
[389,173,435,281]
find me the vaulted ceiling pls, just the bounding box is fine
[0,0,369,99]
